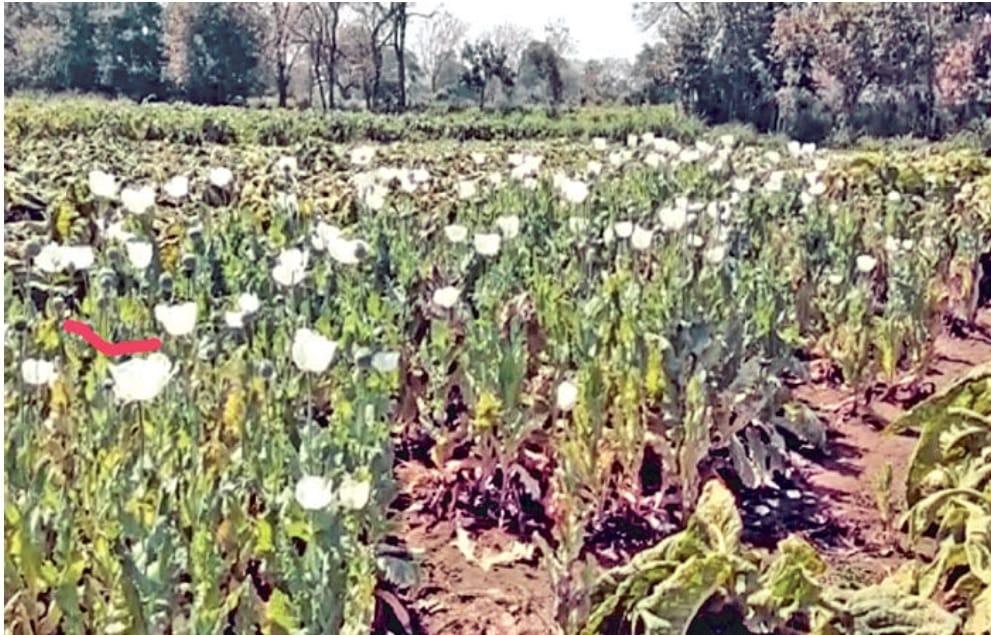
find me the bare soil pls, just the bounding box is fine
[387,309,991,634]
[791,310,991,584]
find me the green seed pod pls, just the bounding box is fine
[24,239,43,259]
[181,254,197,275]
[98,269,116,290]
[158,272,174,295]
[256,359,275,380]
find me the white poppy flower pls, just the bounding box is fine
[121,185,156,215]
[659,206,688,233]
[887,190,902,203]
[291,328,338,373]
[470,152,487,165]
[375,166,400,183]
[626,134,638,148]
[363,184,388,210]
[901,239,915,250]
[568,216,589,233]
[807,180,826,196]
[556,380,578,412]
[495,214,520,239]
[560,179,589,204]
[764,150,782,165]
[764,171,785,193]
[644,152,662,169]
[704,244,727,265]
[608,150,631,167]
[856,254,877,273]
[338,475,371,510]
[509,164,533,180]
[163,175,189,200]
[412,167,431,183]
[109,353,173,402]
[487,171,504,186]
[432,286,461,309]
[154,302,197,336]
[65,246,95,270]
[732,177,751,193]
[238,292,260,315]
[508,153,542,178]
[349,145,376,166]
[272,248,307,287]
[125,241,153,269]
[457,180,477,200]
[225,311,245,329]
[678,148,701,163]
[884,236,900,253]
[295,475,335,510]
[34,243,66,273]
[719,134,736,148]
[21,358,56,386]
[444,224,468,243]
[587,160,603,175]
[591,137,608,151]
[352,171,377,193]
[787,140,802,158]
[105,220,136,243]
[209,167,233,189]
[397,174,417,194]
[631,225,654,251]
[473,232,501,257]
[88,170,118,199]
[695,140,715,156]
[371,351,400,374]
[654,137,681,155]
[613,221,634,239]
[311,222,342,252]
[688,233,705,248]
[827,273,844,286]
[327,236,369,266]
[37,244,95,273]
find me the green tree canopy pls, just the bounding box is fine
[184,3,264,105]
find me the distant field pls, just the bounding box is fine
[4,96,708,146]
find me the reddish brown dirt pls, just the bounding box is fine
[389,310,991,633]
[392,463,555,634]
[790,310,991,583]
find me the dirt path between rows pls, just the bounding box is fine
[790,309,991,583]
[388,309,991,634]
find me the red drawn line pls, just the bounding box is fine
[63,319,162,357]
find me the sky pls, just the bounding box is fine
[413,1,650,61]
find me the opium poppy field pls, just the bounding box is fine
[4,98,991,634]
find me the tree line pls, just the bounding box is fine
[5,3,990,142]
[632,3,991,141]
[3,3,594,113]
